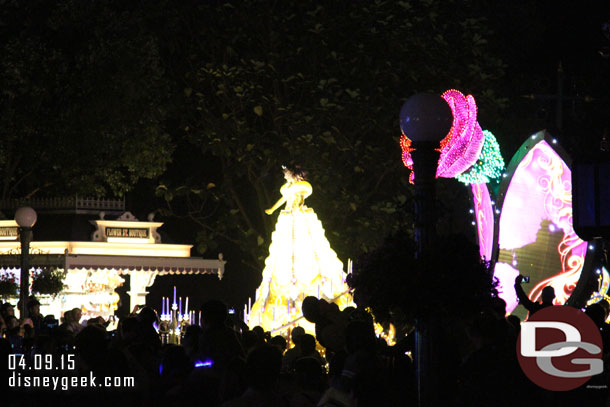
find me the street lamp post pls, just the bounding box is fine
[15,206,37,319]
[400,93,452,257]
[399,93,452,407]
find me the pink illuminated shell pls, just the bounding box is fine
[400,89,485,180]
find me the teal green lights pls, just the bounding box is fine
[456,130,505,184]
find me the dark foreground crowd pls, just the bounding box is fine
[1,292,609,407]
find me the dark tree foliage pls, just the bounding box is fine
[154,0,506,275]
[0,0,173,199]
[349,232,498,326]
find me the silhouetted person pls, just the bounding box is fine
[197,300,244,374]
[290,357,327,407]
[290,326,305,345]
[59,309,75,334]
[251,326,266,345]
[269,335,287,353]
[298,334,325,367]
[320,320,386,406]
[283,333,325,373]
[0,302,14,319]
[183,324,203,360]
[159,344,193,399]
[221,344,286,407]
[514,275,554,317]
[282,326,306,372]
[4,315,24,353]
[499,220,564,283]
[26,297,43,335]
[302,296,347,354]
[75,324,108,373]
[136,306,162,350]
[241,330,259,354]
[72,307,83,330]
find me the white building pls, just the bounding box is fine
[0,197,224,321]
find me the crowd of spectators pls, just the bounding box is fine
[1,288,609,406]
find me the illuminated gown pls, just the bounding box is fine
[248,180,351,334]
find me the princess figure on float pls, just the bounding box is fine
[248,165,349,333]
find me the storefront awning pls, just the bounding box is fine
[0,253,225,279]
[0,253,65,268]
[65,254,224,278]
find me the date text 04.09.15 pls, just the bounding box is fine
[8,354,75,371]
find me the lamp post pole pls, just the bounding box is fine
[399,94,452,407]
[18,227,32,318]
[15,207,37,319]
[411,143,441,257]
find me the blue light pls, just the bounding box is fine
[589,245,595,251]
[159,363,164,375]
[596,269,601,275]
[194,359,214,368]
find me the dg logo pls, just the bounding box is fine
[517,305,604,391]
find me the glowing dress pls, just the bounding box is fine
[248,179,351,333]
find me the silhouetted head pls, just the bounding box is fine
[291,326,305,345]
[0,302,14,317]
[71,308,82,322]
[541,286,555,304]
[252,325,265,342]
[200,300,228,329]
[137,306,158,326]
[342,306,357,317]
[63,310,74,324]
[245,345,282,391]
[120,316,139,341]
[269,335,287,352]
[299,334,317,355]
[27,298,41,316]
[302,296,320,323]
[345,320,376,354]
